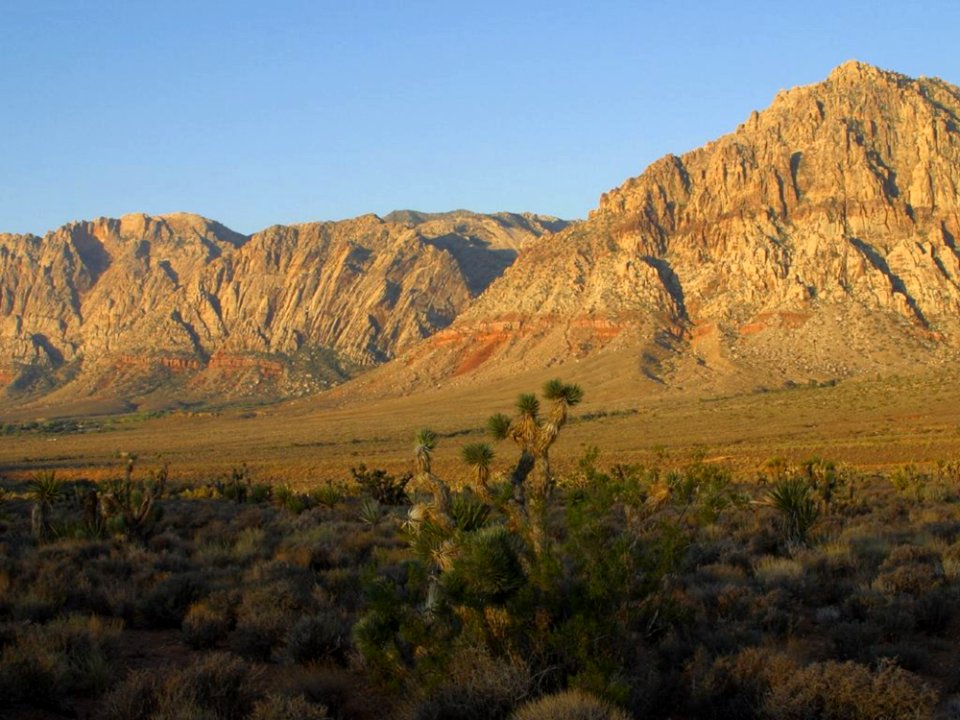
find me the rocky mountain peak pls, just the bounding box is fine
[369,62,960,396]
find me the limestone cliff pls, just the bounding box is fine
[0,210,562,406]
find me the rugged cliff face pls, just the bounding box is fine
[0,210,562,406]
[386,62,960,392]
[7,62,960,411]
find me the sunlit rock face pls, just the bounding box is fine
[0,210,562,404]
[388,62,960,390]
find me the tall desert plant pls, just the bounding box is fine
[487,379,583,555]
[413,428,451,522]
[29,470,62,541]
[766,476,819,548]
[100,457,168,540]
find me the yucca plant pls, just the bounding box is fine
[767,476,819,547]
[451,492,492,532]
[413,428,451,522]
[29,470,62,541]
[485,379,585,556]
[486,413,512,441]
[357,496,383,526]
[99,459,168,540]
[441,525,526,606]
[309,480,345,508]
[461,442,495,498]
[414,427,438,475]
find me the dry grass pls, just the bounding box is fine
[3,365,960,485]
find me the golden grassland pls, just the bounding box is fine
[2,366,960,486]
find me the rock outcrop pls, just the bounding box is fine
[0,210,563,405]
[383,62,960,392]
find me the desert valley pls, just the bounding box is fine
[2,61,960,719]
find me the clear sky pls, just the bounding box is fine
[2,0,959,235]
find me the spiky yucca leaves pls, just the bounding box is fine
[441,526,526,607]
[99,460,168,540]
[30,471,63,506]
[414,428,438,475]
[451,492,492,532]
[461,442,495,498]
[412,428,452,528]
[484,380,585,557]
[513,394,541,446]
[539,379,583,452]
[767,476,820,547]
[487,413,512,441]
[29,470,62,541]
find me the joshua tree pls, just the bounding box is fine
[487,378,584,554]
[412,427,451,523]
[99,456,168,540]
[460,442,495,500]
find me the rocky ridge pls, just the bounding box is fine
[0,210,563,407]
[373,62,960,395]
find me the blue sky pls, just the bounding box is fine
[2,1,959,235]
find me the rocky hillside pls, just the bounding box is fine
[378,61,960,395]
[0,210,563,408]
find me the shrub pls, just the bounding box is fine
[273,485,308,515]
[407,647,530,720]
[510,689,630,720]
[763,658,937,720]
[310,481,345,508]
[98,669,159,720]
[155,652,257,720]
[357,497,383,526]
[249,483,272,503]
[0,614,121,708]
[182,598,233,649]
[249,694,329,720]
[136,571,208,628]
[285,612,349,665]
[352,465,412,505]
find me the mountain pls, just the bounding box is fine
[0,210,564,410]
[366,61,960,398]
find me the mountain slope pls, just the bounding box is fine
[0,210,564,410]
[371,61,960,397]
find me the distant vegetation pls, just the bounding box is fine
[0,382,958,718]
